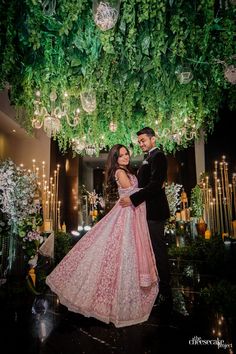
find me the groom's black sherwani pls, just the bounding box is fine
[130,148,170,221]
[130,147,172,300]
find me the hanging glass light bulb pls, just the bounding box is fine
[85,145,97,156]
[71,137,86,154]
[175,65,193,84]
[93,0,121,31]
[43,116,61,138]
[109,120,117,132]
[224,65,236,84]
[131,132,138,144]
[80,90,97,113]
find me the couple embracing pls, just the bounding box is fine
[46,127,172,328]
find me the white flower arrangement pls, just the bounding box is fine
[0,159,38,229]
[165,182,183,233]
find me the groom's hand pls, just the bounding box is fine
[119,196,132,207]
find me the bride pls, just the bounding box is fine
[46,144,158,327]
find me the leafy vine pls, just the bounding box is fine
[0,0,235,154]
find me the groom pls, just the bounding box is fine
[119,127,172,309]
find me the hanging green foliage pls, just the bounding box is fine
[0,0,235,155]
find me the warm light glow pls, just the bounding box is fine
[71,230,80,236]
[65,159,70,172]
[84,225,92,231]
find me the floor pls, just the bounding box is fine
[0,240,236,354]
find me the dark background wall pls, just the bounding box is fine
[205,108,236,176]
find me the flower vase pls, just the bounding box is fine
[195,221,207,237]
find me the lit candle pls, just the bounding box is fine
[214,173,220,235]
[32,159,36,173]
[223,161,233,236]
[233,173,236,218]
[212,198,216,235]
[57,208,60,229]
[36,167,39,180]
[218,184,224,235]
[56,165,60,232]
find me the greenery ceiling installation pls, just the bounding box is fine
[0,0,236,155]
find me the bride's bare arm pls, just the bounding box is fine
[115,169,132,189]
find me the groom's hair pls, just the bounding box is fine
[136,127,155,137]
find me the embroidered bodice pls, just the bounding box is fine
[115,172,139,197]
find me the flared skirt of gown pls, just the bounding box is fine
[46,198,159,328]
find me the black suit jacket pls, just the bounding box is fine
[130,148,170,221]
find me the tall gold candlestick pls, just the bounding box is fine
[233,174,236,218]
[42,161,45,185]
[32,159,36,174]
[56,165,60,232]
[220,161,225,200]
[218,185,224,235]
[223,197,229,235]
[205,182,209,226]
[45,200,49,220]
[53,170,57,231]
[214,174,220,235]
[202,182,207,222]
[208,188,212,231]
[224,162,233,235]
[209,201,213,234]
[57,208,60,230]
[36,167,39,181]
[213,198,216,235]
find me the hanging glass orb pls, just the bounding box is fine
[80,91,97,113]
[175,65,193,84]
[93,0,121,31]
[109,121,117,132]
[224,65,236,84]
[72,138,86,154]
[85,146,97,156]
[49,91,57,102]
[131,132,138,144]
[41,0,56,16]
[43,116,61,138]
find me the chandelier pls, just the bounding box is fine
[155,116,198,146]
[32,90,80,138]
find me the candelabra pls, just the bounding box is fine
[200,156,236,238]
[32,159,61,232]
[155,116,198,146]
[32,90,80,138]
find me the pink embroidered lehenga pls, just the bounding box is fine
[46,174,159,327]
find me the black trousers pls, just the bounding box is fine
[148,220,172,297]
